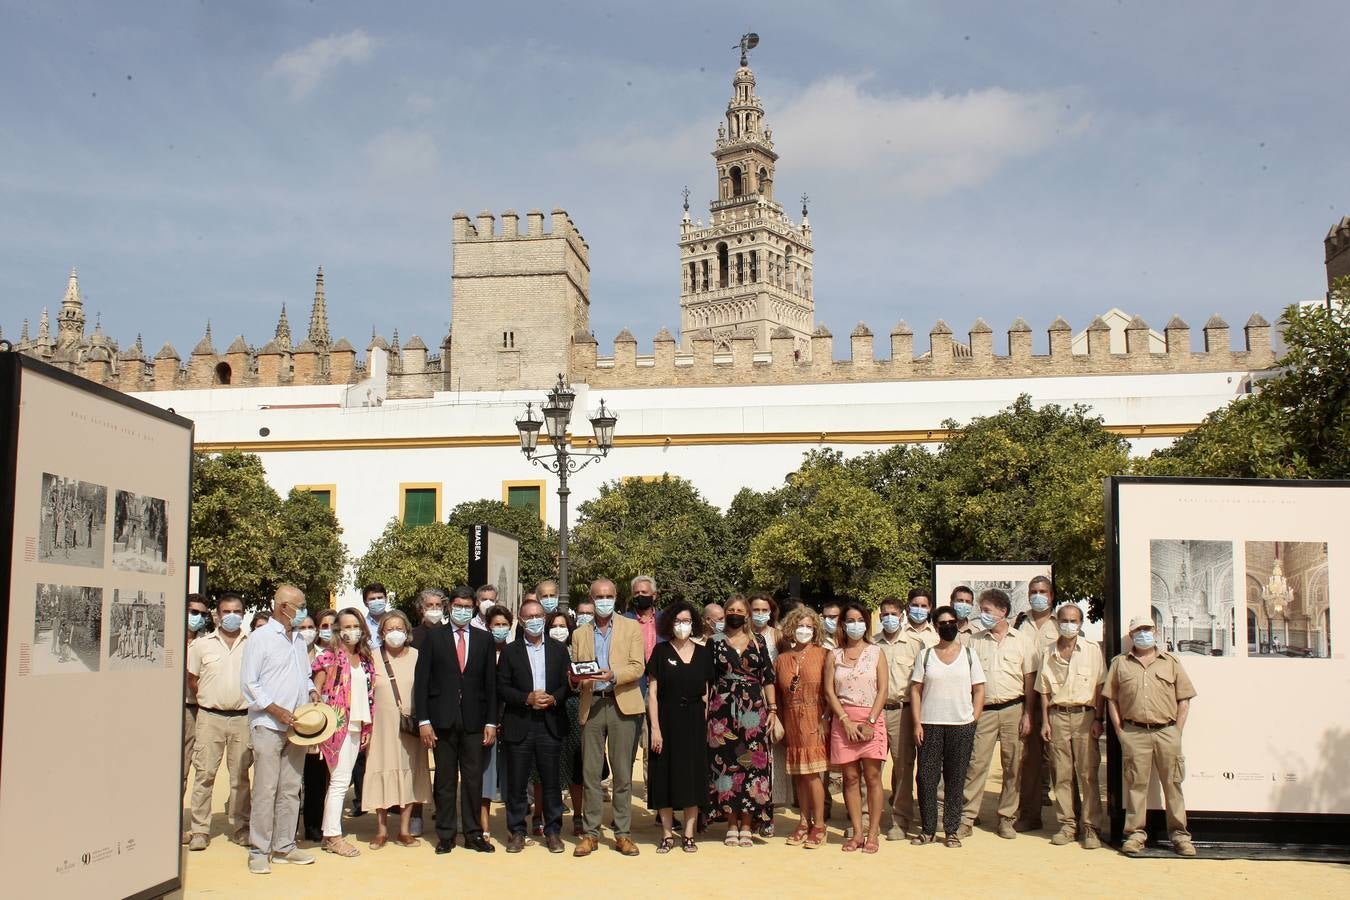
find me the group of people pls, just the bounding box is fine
[182,574,1199,875]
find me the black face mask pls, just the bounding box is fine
[724,613,747,630]
[936,621,960,642]
[632,595,653,610]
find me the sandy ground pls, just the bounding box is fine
[177,754,1350,900]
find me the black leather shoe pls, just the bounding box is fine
[467,835,496,853]
[435,839,454,854]
[304,827,323,843]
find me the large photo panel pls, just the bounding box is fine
[1,357,192,900]
[933,560,1054,619]
[1111,478,1348,818]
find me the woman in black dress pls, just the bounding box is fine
[647,600,714,853]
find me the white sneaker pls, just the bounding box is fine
[272,848,315,865]
[248,855,271,875]
[409,817,423,837]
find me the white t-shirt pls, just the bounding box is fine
[348,666,371,726]
[912,645,987,725]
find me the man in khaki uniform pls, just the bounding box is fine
[182,593,209,843]
[960,588,1032,839]
[875,597,925,840]
[1103,616,1197,857]
[1015,575,1059,830]
[950,586,978,644]
[186,593,252,850]
[1038,602,1105,849]
[902,587,939,648]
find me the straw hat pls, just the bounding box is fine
[288,702,338,746]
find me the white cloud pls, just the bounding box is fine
[268,29,378,101]
[364,129,440,183]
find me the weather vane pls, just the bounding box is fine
[736,32,759,66]
[801,193,810,217]
[682,185,691,211]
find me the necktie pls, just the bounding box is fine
[456,628,467,672]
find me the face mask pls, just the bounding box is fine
[936,621,960,642]
[1029,593,1051,612]
[450,606,474,626]
[632,595,653,610]
[880,614,901,634]
[367,599,387,616]
[844,621,867,641]
[594,598,616,618]
[491,625,510,643]
[1132,629,1156,649]
[794,626,815,644]
[908,606,929,625]
[673,622,693,640]
[724,613,747,631]
[953,601,974,620]
[713,620,725,633]
[290,607,308,629]
[318,627,333,643]
[340,627,362,646]
[575,613,595,628]
[523,617,545,637]
[979,611,1000,630]
[751,612,771,628]
[823,616,838,634]
[549,626,570,642]
[187,612,206,632]
[220,612,243,633]
[299,628,317,646]
[479,600,495,616]
[540,597,559,614]
[384,630,408,648]
[424,609,444,625]
[1057,621,1080,638]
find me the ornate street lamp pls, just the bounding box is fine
[514,374,618,607]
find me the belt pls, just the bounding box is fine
[200,706,249,717]
[883,701,905,711]
[591,689,614,700]
[1051,704,1094,713]
[185,702,199,710]
[984,697,1024,711]
[1123,719,1175,730]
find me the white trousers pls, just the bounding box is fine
[322,726,360,837]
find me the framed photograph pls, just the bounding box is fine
[0,354,193,899]
[569,660,601,677]
[932,560,1054,620]
[1106,477,1350,852]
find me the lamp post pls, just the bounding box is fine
[514,374,617,608]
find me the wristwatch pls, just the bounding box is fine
[867,714,878,725]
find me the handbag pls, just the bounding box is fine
[380,649,420,736]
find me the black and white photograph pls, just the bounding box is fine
[108,590,168,670]
[37,472,107,568]
[1246,541,1331,659]
[31,583,104,674]
[933,561,1055,622]
[1149,539,1237,657]
[112,489,169,573]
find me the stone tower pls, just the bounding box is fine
[56,268,86,349]
[1327,216,1350,290]
[448,209,590,391]
[678,53,814,356]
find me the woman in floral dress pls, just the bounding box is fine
[707,595,779,847]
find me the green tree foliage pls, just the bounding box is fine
[352,520,467,615]
[189,451,347,607]
[445,498,559,590]
[725,484,787,590]
[571,475,737,605]
[1145,281,1350,479]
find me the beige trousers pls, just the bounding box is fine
[189,711,253,836]
[961,700,1024,826]
[1119,722,1188,839]
[884,707,918,830]
[1048,708,1102,834]
[1017,701,1050,824]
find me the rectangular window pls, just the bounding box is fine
[294,484,336,510]
[502,480,546,522]
[400,483,442,526]
[502,331,515,349]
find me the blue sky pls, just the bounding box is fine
[2,1,1346,359]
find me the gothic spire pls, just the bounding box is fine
[20,319,30,343]
[38,307,52,344]
[307,266,331,350]
[275,302,293,350]
[57,267,86,348]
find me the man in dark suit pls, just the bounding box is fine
[497,599,571,853]
[414,585,498,854]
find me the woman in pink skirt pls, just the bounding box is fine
[825,601,889,854]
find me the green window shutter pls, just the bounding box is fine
[403,488,437,526]
[308,490,332,510]
[507,485,541,517]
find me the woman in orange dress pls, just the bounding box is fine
[774,606,830,849]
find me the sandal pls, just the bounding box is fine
[804,826,826,849]
[786,824,810,846]
[863,839,879,854]
[842,837,862,852]
[724,828,740,847]
[944,836,962,848]
[910,833,937,846]
[369,834,388,850]
[738,830,755,848]
[322,836,360,858]
[681,836,698,853]
[395,834,418,847]
[656,835,675,854]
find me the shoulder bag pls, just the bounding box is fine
[380,649,420,736]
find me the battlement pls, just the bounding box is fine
[1327,216,1350,288]
[570,315,1277,389]
[451,208,589,266]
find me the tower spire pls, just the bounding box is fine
[307,266,330,350]
[275,302,293,350]
[57,267,86,348]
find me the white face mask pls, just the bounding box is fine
[1057,621,1080,639]
[479,599,495,616]
[340,627,362,646]
[548,626,570,643]
[424,609,444,624]
[673,621,693,640]
[384,630,408,648]
[795,626,815,644]
[298,628,317,646]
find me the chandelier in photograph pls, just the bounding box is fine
[1262,544,1294,617]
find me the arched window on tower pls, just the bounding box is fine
[758,167,769,197]
[214,362,232,386]
[736,253,744,285]
[701,259,710,291]
[729,166,743,197]
[716,243,729,289]
[749,250,758,282]
[688,261,697,294]
[784,246,794,294]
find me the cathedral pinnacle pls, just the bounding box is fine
[275,302,293,350]
[57,267,86,348]
[307,267,331,350]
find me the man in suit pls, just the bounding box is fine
[414,585,498,855]
[498,599,570,853]
[570,578,646,857]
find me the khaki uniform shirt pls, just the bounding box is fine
[1102,650,1197,725]
[187,630,249,710]
[875,630,923,704]
[970,627,1032,703]
[903,621,939,649]
[1037,637,1105,707]
[956,621,977,646]
[1017,615,1059,673]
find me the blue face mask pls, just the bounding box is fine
[220,612,243,632]
[880,614,901,634]
[979,611,999,630]
[594,598,616,618]
[450,606,474,626]
[540,597,559,614]
[367,599,387,616]
[290,607,308,629]
[1132,629,1156,649]
[523,617,545,636]
[844,621,867,641]
[823,616,838,634]
[318,628,333,643]
[1029,593,1051,613]
[953,601,974,620]
[575,613,595,628]
[491,625,510,643]
[908,606,928,625]
[751,612,771,628]
[187,612,205,632]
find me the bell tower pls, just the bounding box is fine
[679,35,814,356]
